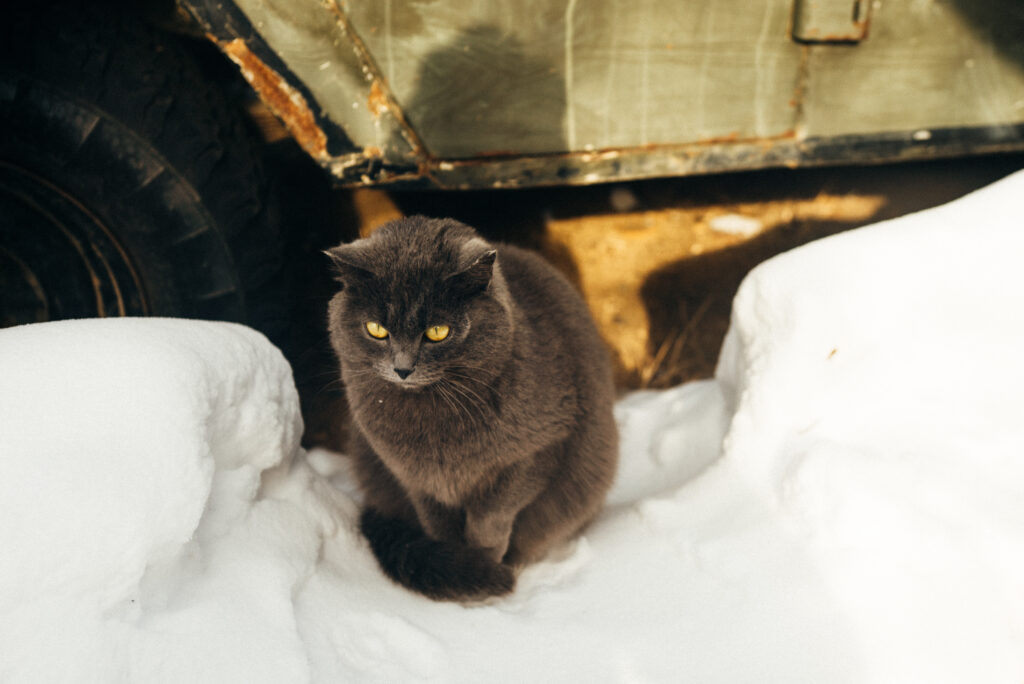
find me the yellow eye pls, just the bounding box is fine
[365,321,389,339]
[425,325,450,342]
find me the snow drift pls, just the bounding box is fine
[2,170,1024,682]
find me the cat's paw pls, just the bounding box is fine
[464,514,512,562]
[478,544,507,564]
[361,508,515,601]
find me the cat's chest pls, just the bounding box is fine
[357,394,498,484]
[359,388,490,439]
[352,377,572,501]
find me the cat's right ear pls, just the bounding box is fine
[323,244,374,288]
[447,246,497,299]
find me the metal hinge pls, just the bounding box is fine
[792,0,872,43]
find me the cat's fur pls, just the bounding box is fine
[326,216,618,601]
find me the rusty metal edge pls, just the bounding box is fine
[320,0,430,167]
[401,123,1024,190]
[217,37,330,161]
[178,0,424,182]
[177,0,358,158]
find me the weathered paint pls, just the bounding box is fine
[793,0,872,43]
[319,0,428,163]
[181,0,1024,189]
[367,80,389,119]
[219,38,329,161]
[413,124,1024,189]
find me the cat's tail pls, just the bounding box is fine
[360,508,515,601]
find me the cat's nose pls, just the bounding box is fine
[394,367,413,380]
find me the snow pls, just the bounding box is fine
[2,169,1024,682]
[709,212,763,237]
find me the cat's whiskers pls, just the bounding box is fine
[340,368,382,392]
[442,375,491,414]
[439,378,489,424]
[316,378,346,394]
[444,366,497,393]
[310,367,343,381]
[434,380,469,424]
[434,381,472,427]
[446,362,489,375]
[443,371,498,412]
[343,367,381,379]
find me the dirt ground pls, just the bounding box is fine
[282,150,1024,450]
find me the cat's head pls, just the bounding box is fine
[325,216,512,390]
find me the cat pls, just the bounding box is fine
[326,216,618,601]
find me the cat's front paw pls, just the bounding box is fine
[465,519,511,563]
[477,542,508,564]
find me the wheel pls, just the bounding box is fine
[0,1,285,338]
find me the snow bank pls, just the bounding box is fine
[0,319,324,682]
[2,170,1024,683]
[714,168,1024,680]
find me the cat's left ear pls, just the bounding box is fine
[323,243,375,287]
[447,243,497,298]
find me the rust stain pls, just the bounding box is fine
[792,45,810,118]
[794,17,871,43]
[758,129,797,152]
[803,31,865,42]
[320,0,429,162]
[476,149,527,157]
[218,38,328,160]
[433,127,804,175]
[693,131,741,146]
[367,80,388,118]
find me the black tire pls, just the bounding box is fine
[0,1,285,339]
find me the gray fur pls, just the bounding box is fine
[326,216,618,600]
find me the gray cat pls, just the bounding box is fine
[326,216,618,601]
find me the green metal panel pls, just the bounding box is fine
[346,0,801,156]
[803,0,1024,136]
[181,0,1024,187]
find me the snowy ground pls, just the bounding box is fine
[2,170,1024,683]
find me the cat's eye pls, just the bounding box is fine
[425,325,450,342]
[365,321,389,339]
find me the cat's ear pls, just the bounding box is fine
[323,243,375,287]
[447,241,497,298]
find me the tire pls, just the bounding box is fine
[0,1,285,339]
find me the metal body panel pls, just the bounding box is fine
[227,0,421,164]
[804,0,1024,136]
[793,0,871,43]
[180,0,1024,188]
[347,0,802,155]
